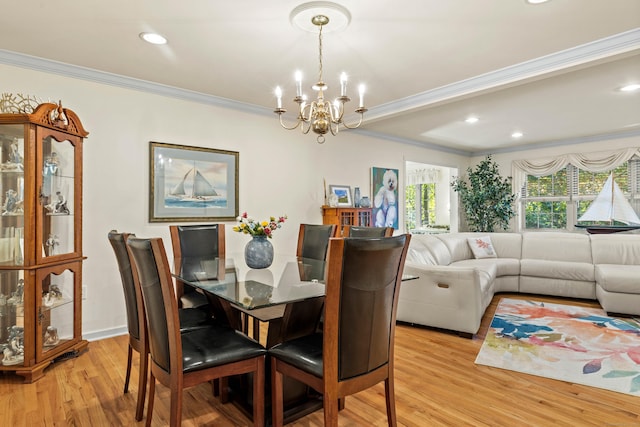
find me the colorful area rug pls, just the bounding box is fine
[475,298,640,396]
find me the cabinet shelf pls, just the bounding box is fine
[41,297,72,311]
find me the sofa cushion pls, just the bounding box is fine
[453,258,520,277]
[407,234,451,266]
[449,260,498,285]
[595,264,640,294]
[467,236,496,259]
[436,233,475,262]
[522,232,592,263]
[520,259,595,282]
[488,233,522,259]
[591,234,640,265]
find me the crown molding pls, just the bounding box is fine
[0,49,270,117]
[1,28,638,156]
[365,28,640,122]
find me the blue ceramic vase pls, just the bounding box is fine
[244,235,274,269]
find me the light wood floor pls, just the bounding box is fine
[1,293,639,426]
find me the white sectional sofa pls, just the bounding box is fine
[398,232,640,337]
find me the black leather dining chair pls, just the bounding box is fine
[342,225,394,237]
[269,235,411,426]
[108,231,213,421]
[170,224,243,330]
[295,224,338,260]
[170,224,224,309]
[126,236,267,427]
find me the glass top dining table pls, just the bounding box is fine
[172,253,327,310]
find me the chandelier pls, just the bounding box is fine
[274,13,367,144]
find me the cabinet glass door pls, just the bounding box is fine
[39,132,76,259]
[0,124,26,266]
[37,268,75,362]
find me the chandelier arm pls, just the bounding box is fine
[277,113,304,131]
[328,122,339,136]
[341,112,366,130]
[301,120,312,134]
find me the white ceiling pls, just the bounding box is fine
[1,0,639,155]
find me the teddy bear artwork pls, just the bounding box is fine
[372,167,399,229]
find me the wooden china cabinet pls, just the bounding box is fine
[321,205,372,236]
[0,102,88,382]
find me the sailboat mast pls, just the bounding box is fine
[610,174,614,226]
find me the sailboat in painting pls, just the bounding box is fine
[168,166,219,202]
[576,173,640,234]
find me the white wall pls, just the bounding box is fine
[2,63,472,339]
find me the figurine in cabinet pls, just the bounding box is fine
[9,138,23,165]
[2,325,24,365]
[43,326,59,347]
[45,234,60,256]
[54,191,69,214]
[2,189,20,215]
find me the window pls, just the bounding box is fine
[521,159,640,230]
[404,162,454,233]
[406,183,436,231]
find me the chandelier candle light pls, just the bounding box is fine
[274,12,367,144]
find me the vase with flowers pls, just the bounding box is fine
[233,212,287,269]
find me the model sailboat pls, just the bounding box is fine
[169,166,218,201]
[576,173,640,234]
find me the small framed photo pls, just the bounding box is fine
[329,185,352,207]
[149,141,239,222]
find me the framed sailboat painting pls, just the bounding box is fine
[149,141,239,222]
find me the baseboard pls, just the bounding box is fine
[83,326,128,342]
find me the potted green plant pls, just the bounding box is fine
[451,155,516,232]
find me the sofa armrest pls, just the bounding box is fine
[398,262,491,335]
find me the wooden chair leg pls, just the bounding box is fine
[219,377,229,403]
[385,377,397,427]
[253,356,265,427]
[135,350,148,421]
[124,345,133,393]
[145,376,156,427]
[323,391,339,427]
[170,387,182,427]
[338,397,345,410]
[271,360,284,427]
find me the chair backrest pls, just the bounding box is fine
[296,224,338,260]
[324,235,410,381]
[343,226,393,238]
[127,237,181,375]
[108,231,142,341]
[170,224,225,281]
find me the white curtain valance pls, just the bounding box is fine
[406,168,440,186]
[512,147,640,196]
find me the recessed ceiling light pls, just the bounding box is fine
[139,32,167,45]
[620,83,640,92]
[511,132,523,138]
[526,0,550,4]
[465,116,479,124]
